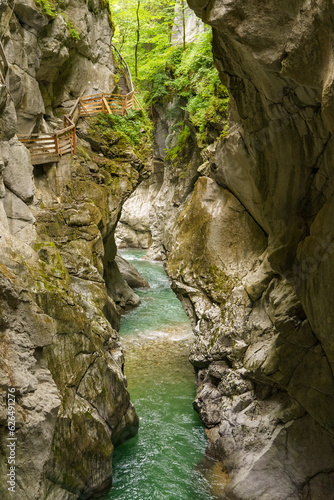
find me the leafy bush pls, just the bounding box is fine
[35,0,56,17]
[92,110,152,158]
[66,20,80,40]
[146,31,229,148]
[165,125,191,162]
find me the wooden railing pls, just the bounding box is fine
[18,42,144,165]
[110,43,134,94]
[18,91,142,165]
[79,92,136,116]
[0,40,9,85]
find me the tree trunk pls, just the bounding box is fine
[135,0,140,84]
[182,0,186,50]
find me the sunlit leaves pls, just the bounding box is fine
[110,0,176,85]
[109,1,229,147]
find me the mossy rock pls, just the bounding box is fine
[167,176,266,304]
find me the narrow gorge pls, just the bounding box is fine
[1,1,334,499]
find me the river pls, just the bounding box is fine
[101,249,215,500]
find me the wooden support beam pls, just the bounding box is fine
[54,134,59,154]
[102,97,112,114]
[134,94,143,111]
[79,99,91,117]
[69,97,80,121]
[72,128,76,154]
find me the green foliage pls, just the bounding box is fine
[165,125,190,162]
[110,1,229,149]
[110,0,176,83]
[149,31,229,148]
[35,0,56,17]
[93,110,152,155]
[35,0,113,32]
[66,20,80,40]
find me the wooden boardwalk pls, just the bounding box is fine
[16,43,142,165]
[18,91,142,165]
[0,40,9,85]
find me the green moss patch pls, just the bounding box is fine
[88,110,152,161]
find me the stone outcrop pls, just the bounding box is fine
[114,1,334,498]
[116,97,203,260]
[3,0,334,496]
[167,0,334,498]
[0,120,145,499]
[3,0,115,135]
[115,175,155,250]
[0,1,151,498]
[171,3,206,46]
[116,254,150,289]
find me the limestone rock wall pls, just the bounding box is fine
[2,0,115,135]
[166,0,334,498]
[171,3,206,46]
[115,1,334,498]
[116,98,202,259]
[0,1,150,498]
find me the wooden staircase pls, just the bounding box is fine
[118,76,129,95]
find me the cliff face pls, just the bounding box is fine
[175,0,334,498]
[116,97,202,258]
[0,1,149,498]
[116,1,334,498]
[171,3,206,45]
[3,0,115,135]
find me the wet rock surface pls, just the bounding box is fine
[116,254,150,289]
[0,132,148,498]
[176,1,334,498]
[116,1,334,498]
[0,1,151,498]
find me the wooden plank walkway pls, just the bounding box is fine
[18,90,142,165]
[17,44,143,165]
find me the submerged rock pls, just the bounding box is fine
[116,254,150,289]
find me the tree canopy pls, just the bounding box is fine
[110,0,229,148]
[111,0,185,85]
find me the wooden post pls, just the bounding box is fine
[73,128,76,154]
[54,133,59,155]
[102,97,112,115]
[123,96,127,116]
[102,97,106,113]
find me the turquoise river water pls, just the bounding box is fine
[101,249,218,500]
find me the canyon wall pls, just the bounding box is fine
[176,1,334,497]
[0,1,149,498]
[171,3,206,45]
[118,1,334,498]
